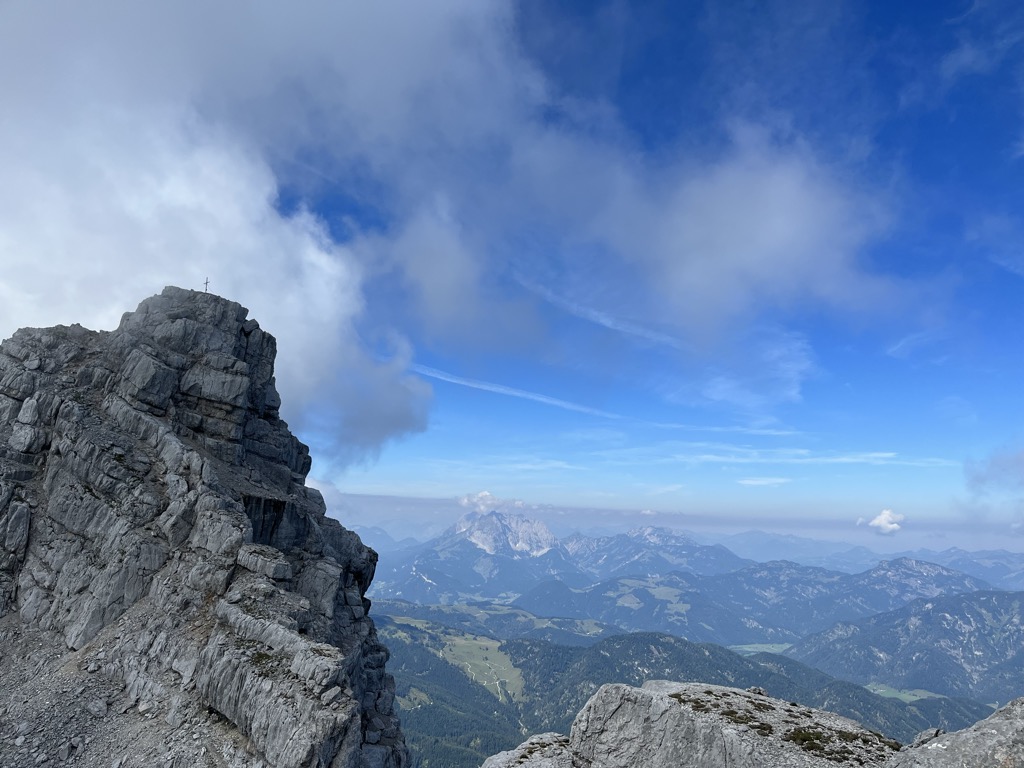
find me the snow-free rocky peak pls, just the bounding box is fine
[627,526,699,548]
[0,287,407,768]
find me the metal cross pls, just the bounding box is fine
[204,277,210,292]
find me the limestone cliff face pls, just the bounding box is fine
[0,287,407,768]
[483,681,1024,768]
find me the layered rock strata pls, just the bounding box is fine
[484,681,1024,768]
[0,287,407,768]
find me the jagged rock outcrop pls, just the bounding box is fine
[483,681,1024,767]
[886,698,1024,767]
[0,287,407,768]
[484,681,903,768]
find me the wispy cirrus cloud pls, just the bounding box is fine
[410,364,619,419]
[648,422,800,437]
[516,275,687,350]
[940,0,1024,84]
[663,329,818,413]
[595,441,955,469]
[738,477,792,486]
[968,214,1024,277]
[427,455,588,475]
[886,330,942,359]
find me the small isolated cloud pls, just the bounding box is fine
[458,491,527,513]
[737,477,792,487]
[865,508,904,535]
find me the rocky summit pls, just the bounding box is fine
[483,681,1024,768]
[483,681,906,768]
[0,287,407,768]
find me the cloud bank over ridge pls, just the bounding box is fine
[0,1,902,466]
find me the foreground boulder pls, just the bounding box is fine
[0,287,407,768]
[886,697,1024,767]
[484,681,1024,767]
[484,681,902,768]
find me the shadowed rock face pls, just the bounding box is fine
[0,287,407,768]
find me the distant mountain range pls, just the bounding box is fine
[513,557,991,643]
[370,511,752,603]
[350,524,421,553]
[512,571,796,645]
[785,590,1024,705]
[702,531,1024,590]
[564,526,750,577]
[367,509,1022,766]
[378,613,992,768]
[371,510,996,643]
[371,512,588,603]
[892,548,1024,591]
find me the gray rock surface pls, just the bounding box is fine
[885,697,1024,767]
[484,681,1024,768]
[0,287,407,768]
[482,734,571,768]
[484,681,903,768]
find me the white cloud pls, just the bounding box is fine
[610,128,893,338]
[0,1,904,463]
[387,202,483,338]
[0,2,444,464]
[458,491,528,513]
[867,508,904,535]
[738,477,792,487]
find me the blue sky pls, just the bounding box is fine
[1,1,1023,547]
